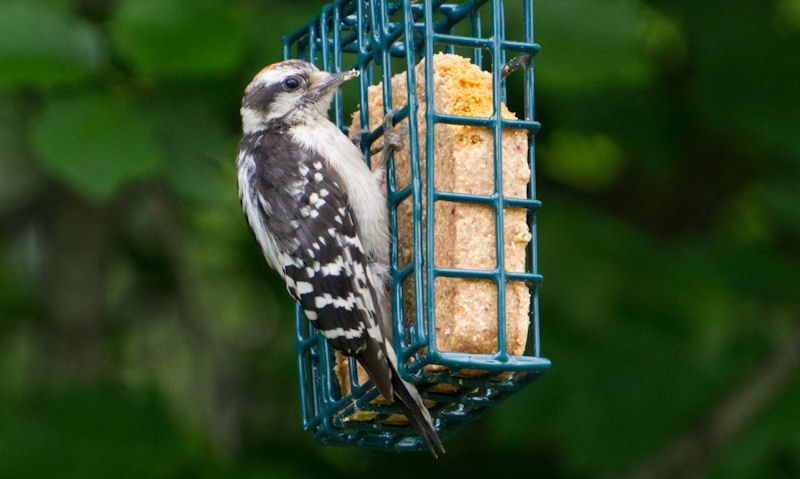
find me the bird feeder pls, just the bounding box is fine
[284,0,549,452]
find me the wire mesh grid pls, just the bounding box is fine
[283,0,549,451]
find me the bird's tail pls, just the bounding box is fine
[361,333,444,457]
[390,366,445,458]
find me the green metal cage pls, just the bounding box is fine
[283,0,549,452]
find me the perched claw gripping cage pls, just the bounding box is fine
[284,0,549,451]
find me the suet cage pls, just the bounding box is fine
[284,0,550,452]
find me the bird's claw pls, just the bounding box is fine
[378,109,406,166]
[354,110,407,166]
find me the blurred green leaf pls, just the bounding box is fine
[689,0,800,158]
[709,375,800,479]
[761,180,800,236]
[111,0,249,79]
[0,96,41,210]
[0,385,213,478]
[775,0,800,31]
[541,129,625,190]
[532,195,770,473]
[31,93,163,199]
[536,0,668,92]
[640,9,688,69]
[0,0,103,88]
[153,99,232,206]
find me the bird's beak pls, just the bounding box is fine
[314,69,359,95]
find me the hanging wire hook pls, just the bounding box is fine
[500,53,532,80]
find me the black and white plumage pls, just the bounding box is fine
[237,60,443,456]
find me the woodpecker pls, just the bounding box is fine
[237,60,444,456]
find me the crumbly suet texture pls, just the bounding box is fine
[338,53,532,395]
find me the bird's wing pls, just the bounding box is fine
[243,134,394,397]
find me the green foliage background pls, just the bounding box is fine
[1,0,799,477]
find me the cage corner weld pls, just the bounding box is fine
[285,0,549,452]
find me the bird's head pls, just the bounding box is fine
[240,60,359,133]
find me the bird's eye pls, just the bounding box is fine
[282,76,302,91]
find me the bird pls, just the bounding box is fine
[236,59,444,457]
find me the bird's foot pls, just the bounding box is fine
[350,126,369,150]
[376,109,407,166]
[352,110,407,167]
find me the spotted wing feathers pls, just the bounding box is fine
[240,131,383,357]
